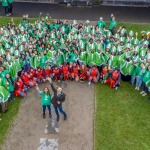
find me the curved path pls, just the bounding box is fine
[2,81,94,150]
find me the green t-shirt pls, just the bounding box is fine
[39,91,51,106]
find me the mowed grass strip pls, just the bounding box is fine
[0,98,21,149]
[95,82,150,150]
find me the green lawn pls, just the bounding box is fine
[0,98,21,149]
[0,17,150,149]
[95,82,150,150]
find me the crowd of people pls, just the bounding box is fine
[0,14,150,112]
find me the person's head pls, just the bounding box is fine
[57,87,62,94]
[6,73,10,79]
[43,87,50,94]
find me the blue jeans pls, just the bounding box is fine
[131,75,135,85]
[9,91,14,102]
[42,105,51,115]
[136,76,142,88]
[54,105,67,118]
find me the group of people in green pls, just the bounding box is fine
[1,0,13,16]
[0,14,150,112]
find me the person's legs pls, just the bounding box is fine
[137,76,142,89]
[42,105,46,118]
[4,6,9,15]
[47,105,52,118]
[131,75,135,85]
[54,106,60,121]
[8,3,13,14]
[58,105,67,120]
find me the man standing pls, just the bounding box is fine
[7,0,13,15]
[47,77,67,121]
[1,0,9,16]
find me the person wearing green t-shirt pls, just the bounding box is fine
[1,0,9,16]
[7,0,13,15]
[135,63,145,90]
[140,65,150,96]
[36,85,52,118]
[2,73,14,102]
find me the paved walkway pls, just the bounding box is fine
[0,2,150,23]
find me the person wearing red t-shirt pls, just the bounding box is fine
[104,68,121,89]
[79,64,89,82]
[51,66,60,81]
[70,62,80,81]
[62,63,69,81]
[14,77,27,97]
[88,65,100,85]
[35,68,46,83]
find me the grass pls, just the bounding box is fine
[0,98,21,149]
[95,82,150,150]
[0,17,150,149]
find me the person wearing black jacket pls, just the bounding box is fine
[47,77,67,121]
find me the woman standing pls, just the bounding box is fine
[35,85,52,118]
[2,73,14,102]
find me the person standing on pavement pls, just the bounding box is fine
[47,77,67,122]
[1,0,9,16]
[7,0,13,15]
[35,85,52,119]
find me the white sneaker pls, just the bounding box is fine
[140,91,145,94]
[88,81,91,85]
[115,87,118,90]
[6,14,9,16]
[135,87,137,90]
[142,93,147,96]
[137,87,140,90]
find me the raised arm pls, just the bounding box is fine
[47,77,57,93]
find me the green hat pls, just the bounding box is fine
[68,34,72,40]
[120,37,125,43]
[10,47,14,54]
[0,49,5,55]
[3,30,9,37]
[80,42,84,49]
[97,44,103,50]
[60,38,65,44]
[78,34,82,39]
[51,32,55,39]
[114,34,119,39]
[91,43,95,49]
[117,45,122,52]
[91,28,95,35]
[86,26,90,33]
[61,26,65,32]
[73,20,77,25]
[107,31,112,37]
[22,36,26,42]
[129,30,134,37]
[11,29,15,35]
[140,50,146,57]
[15,50,20,56]
[73,34,78,40]
[120,28,126,35]
[144,40,149,46]
[85,20,90,24]
[106,43,111,49]
[20,26,25,32]
[134,46,139,52]
[134,39,139,45]
[111,46,116,53]
[5,43,10,49]
[19,45,24,51]
[13,39,18,46]
[6,54,11,61]
[126,43,131,49]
